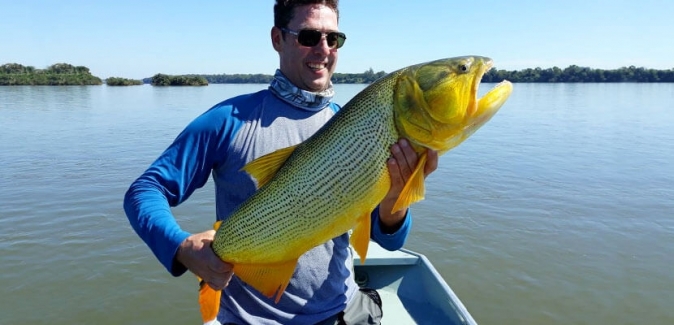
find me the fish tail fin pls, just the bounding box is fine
[198,279,222,324]
[197,220,225,324]
[392,152,428,213]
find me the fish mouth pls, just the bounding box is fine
[473,59,513,126]
[476,80,513,119]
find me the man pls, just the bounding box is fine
[124,1,438,324]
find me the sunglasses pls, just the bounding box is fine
[280,28,347,49]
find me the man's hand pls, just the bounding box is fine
[378,139,438,233]
[176,230,234,291]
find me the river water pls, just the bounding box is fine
[1,83,673,324]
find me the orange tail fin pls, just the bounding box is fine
[198,279,221,324]
[198,220,224,324]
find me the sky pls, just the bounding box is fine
[1,0,673,79]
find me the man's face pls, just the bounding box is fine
[272,4,339,92]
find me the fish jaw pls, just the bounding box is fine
[466,79,513,139]
[393,56,512,154]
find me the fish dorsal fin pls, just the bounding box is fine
[233,259,298,303]
[350,212,372,264]
[392,152,428,213]
[241,145,298,189]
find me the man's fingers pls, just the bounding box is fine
[206,270,234,290]
[424,149,439,176]
[398,139,418,171]
[178,229,236,290]
[387,157,404,186]
[390,139,421,182]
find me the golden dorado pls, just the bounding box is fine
[199,56,512,322]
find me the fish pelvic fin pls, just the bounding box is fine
[197,220,224,323]
[350,212,372,265]
[198,279,222,324]
[392,152,428,213]
[241,145,298,189]
[233,259,298,303]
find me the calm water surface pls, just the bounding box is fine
[1,83,673,324]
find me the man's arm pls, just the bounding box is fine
[123,105,235,279]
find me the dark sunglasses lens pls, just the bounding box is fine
[297,30,322,47]
[326,32,346,49]
[296,30,346,49]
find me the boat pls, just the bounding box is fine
[353,241,477,324]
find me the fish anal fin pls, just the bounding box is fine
[233,259,298,303]
[350,212,372,265]
[241,145,298,188]
[392,152,428,213]
[198,279,221,324]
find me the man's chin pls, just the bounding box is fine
[305,77,331,92]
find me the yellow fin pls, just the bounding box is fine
[233,259,298,303]
[213,220,223,231]
[241,145,298,188]
[392,152,428,213]
[350,212,372,265]
[198,280,221,324]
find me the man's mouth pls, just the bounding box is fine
[307,62,327,71]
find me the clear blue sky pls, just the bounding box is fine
[1,0,672,79]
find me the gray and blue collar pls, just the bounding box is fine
[269,70,334,112]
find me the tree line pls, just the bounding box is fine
[139,68,389,84]
[4,62,674,86]
[332,68,387,84]
[482,65,674,83]
[155,66,674,84]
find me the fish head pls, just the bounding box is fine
[394,56,513,153]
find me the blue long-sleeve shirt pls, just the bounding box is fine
[124,87,411,324]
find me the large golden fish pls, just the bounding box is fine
[199,56,513,323]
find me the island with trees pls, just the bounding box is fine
[105,77,143,86]
[0,63,102,85]
[150,73,208,86]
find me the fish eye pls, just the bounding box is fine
[458,64,468,73]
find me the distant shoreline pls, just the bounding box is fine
[2,62,674,85]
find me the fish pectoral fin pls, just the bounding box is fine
[233,259,298,303]
[349,212,372,265]
[198,279,222,324]
[392,152,428,213]
[241,145,298,188]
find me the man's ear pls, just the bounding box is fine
[271,26,283,52]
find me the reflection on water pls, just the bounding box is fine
[1,83,673,324]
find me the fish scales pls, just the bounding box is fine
[213,70,404,263]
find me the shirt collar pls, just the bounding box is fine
[269,70,335,112]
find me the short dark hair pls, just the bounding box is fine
[274,0,339,29]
